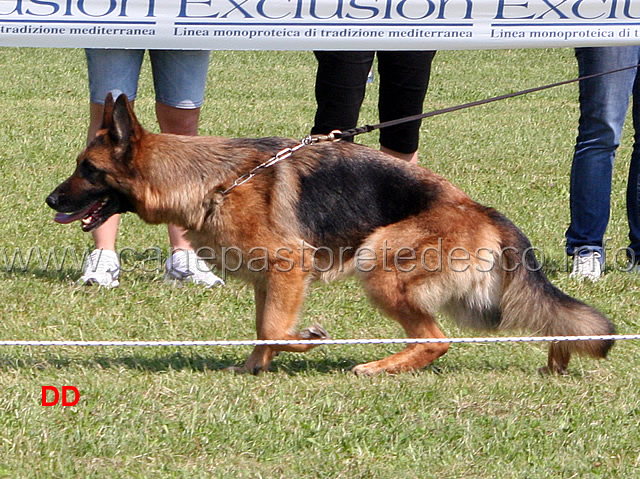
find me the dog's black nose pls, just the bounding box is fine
[46,193,58,209]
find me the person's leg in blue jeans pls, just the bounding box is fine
[628,68,640,265]
[566,47,640,275]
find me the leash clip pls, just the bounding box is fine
[306,129,343,144]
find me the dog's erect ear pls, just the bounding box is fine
[102,93,143,148]
[101,92,116,130]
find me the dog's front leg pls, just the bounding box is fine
[239,271,328,374]
[239,280,275,374]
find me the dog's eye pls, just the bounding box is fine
[79,159,103,184]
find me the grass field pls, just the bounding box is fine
[1,47,639,477]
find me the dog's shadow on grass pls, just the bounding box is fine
[87,354,368,376]
[0,351,571,377]
[0,352,361,375]
[87,353,360,375]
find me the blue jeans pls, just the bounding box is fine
[565,46,640,262]
[86,49,210,109]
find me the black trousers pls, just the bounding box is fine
[311,51,436,154]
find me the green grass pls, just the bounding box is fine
[0,47,639,477]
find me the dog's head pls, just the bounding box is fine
[46,93,142,232]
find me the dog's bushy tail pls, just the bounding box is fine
[493,211,615,371]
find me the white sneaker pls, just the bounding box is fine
[570,250,603,281]
[80,249,120,288]
[164,250,224,288]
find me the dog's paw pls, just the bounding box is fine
[352,362,383,376]
[300,324,330,340]
[222,366,249,374]
[223,365,268,375]
[537,365,568,376]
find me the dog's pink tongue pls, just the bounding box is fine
[54,206,92,225]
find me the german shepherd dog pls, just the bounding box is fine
[47,93,615,375]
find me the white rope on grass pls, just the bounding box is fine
[0,334,637,347]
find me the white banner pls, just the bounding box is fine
[0,0,639,50]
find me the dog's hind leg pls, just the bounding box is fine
[353,255,449,375]
[238,272,329,374]
[539,342,571,376]
[352,306,450,375]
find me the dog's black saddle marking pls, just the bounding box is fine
[297,156,439,248]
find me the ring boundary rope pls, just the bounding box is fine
[0,334,635,347]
